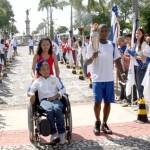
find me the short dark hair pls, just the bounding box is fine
[98,24,108,30]
[86,35,90,39]
[124,33,132,38]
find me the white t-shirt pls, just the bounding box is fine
[78,46,87,61]
[0,44,5,54]
[29,75,66,101]
[12,39,17,47]
[143,45,150,57]
[86,41,120,82]
[28,39,34,46]
[134,41,148,66]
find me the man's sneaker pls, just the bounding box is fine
[101,123,113,134]
[93,120,101,135]
[59,132,67,144]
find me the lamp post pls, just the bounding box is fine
[132,0,138,18]
[70,4,73,36]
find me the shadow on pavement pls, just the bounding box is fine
[0,82,13,104]
[104,132,150,149]
[0,114,6,130]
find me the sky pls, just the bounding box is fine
[8,0,87,35]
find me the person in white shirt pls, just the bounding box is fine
[78,40,87,77]
[127,28,148,99]
[28,59,66,144]
[0,39,7,68]
[12,37,18,56]
[28,36,35,55]
[86,24,126,135]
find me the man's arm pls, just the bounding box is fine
[85,51,98,65]
[115,58,127,81]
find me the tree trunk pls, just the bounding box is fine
[47,7,50,36]
[50,5,53,38]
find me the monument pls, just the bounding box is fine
[22,8,31,45]
[25,8,31,36]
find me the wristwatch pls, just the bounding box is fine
[121,73,126,77]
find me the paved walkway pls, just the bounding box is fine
[0,46,150,150]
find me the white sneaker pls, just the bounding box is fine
[50,133,58,142]
[59,133,67,144]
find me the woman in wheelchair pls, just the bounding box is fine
[28,59,66,144]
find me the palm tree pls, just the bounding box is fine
[38,0,61,38]
[58,0,83,36]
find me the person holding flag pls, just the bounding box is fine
[127,28,148,100]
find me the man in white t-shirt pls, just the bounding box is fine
[86,24,126,135]
[28,36,35,55]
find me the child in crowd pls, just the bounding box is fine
[28,36,35,55]
[31,37,60,79]
[127,28,148,99]
[28,59,66,144]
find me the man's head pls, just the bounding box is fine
[117,36,126,48]
[36,59,50,78]
[85,35,90,44]
[98,24,109,41]
[124,33,132,45]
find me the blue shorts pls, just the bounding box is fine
[13,46,17,51]
[29,46,34,50]
[92,81,114,103]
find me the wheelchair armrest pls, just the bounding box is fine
[60,94,69,108]
[37,105,46,114]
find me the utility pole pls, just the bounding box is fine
[70,4,73,37]
[132,0,138,18]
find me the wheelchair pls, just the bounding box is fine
[28,92,72,147]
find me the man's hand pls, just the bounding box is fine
[48,96,56,101]
[92,51,99,60]
[121,73,127,82]
[127,50,136,57]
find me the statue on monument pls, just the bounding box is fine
[25,8,31,19]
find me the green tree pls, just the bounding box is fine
[0,7,6,16]
[38,0,64,38]
[139,0,150,34]
[0,0,14,29]
[56,26,68,34]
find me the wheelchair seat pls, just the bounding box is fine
[34,92,70,115]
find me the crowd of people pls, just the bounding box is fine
[0,37,18,80]
[1,24,150,144]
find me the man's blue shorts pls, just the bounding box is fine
[92,81,114,103]
[29,46,34,50]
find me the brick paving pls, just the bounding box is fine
[0,46,150,150]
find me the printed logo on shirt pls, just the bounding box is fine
[51,81,56,85]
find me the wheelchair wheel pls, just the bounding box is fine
[65,111,72,139]
[28,102,34,142]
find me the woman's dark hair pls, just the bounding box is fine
[136,28,145,51]
[79,40,82,47]
[1,39,4,44]
[36,37,53,55]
